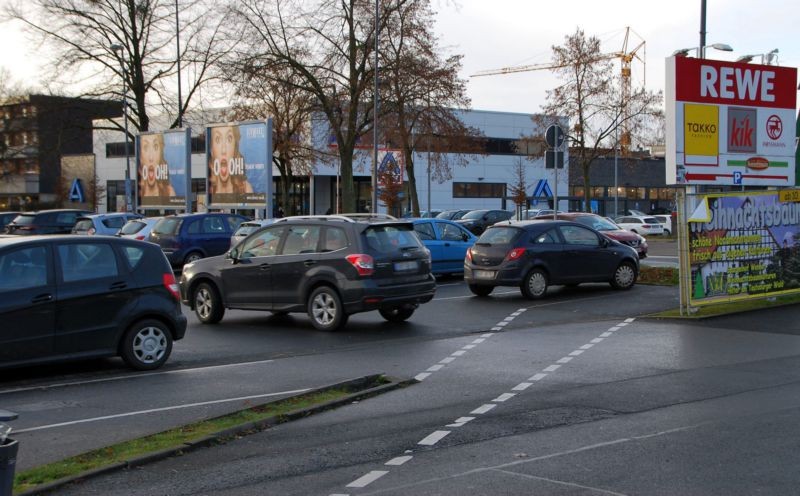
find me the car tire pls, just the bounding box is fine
[379,306,415,322]
[664,229,671,236]
[184,251,203,265]
[120,319,173,371]
[610,262,637,290]
[469,284,494,297]
[194,282,225,324]
[308,286,347,331]
[521,268,548,299]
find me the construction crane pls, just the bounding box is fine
[471,27,646,155]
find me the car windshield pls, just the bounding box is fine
[573,216,619,231]
[153,217,182,235]
[435,211,455,219]
[461,210,488,220]
[120,221,146,235]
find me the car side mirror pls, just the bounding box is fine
[228,249,239,263]
[462,233,470,242]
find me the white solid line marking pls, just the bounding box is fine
[463,344,476,350]
[557,357,573,364]
[529,373,548,381]
[471,404,496,415]
[415,373,432,381]
[329,493,350,496]
[472,338,486,344]
[543,364,561,372]
[608,327,620,332]
[0,359,276,396]
[386,456,413,466]
[347,471,389,488]
[481,333,495,338]
[512,382,532,391]
[625,318,635,323]
[493,393,516,402]
[419,430,451,446]
[427,364,444,372]
[14,388,310,434]
[434,290,518,301]
[440,357,456,364]
[591,338,604,343]
[452,350,467,356]
[600,332,612,337]
[580,343,594,350]
[569,350,585,356]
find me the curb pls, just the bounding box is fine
[18,374,415,496]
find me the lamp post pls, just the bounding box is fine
[371,0,379,214]
[110,43,134,213]
[175,0,182,128]
[736,49,779,65]
[671,43,733,58]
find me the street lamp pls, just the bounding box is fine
[110,43,134,213]
[736,49,779,65]
[671,43,733,58]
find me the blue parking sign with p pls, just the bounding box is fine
[733,171,743,185]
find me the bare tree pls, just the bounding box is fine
[508,157,528,218]
[380,0,481,217]
[225,0,410,213]
[4,0,228,135]
[539,28,662,211]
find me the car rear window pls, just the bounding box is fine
[12,214,36,225]
[362,225,423,254]
[644,217,660,224]
[477,227,521,246]
[102,217,127,229]
[73,219,94,231]
[120,220,146,235]
[153,218,182,235]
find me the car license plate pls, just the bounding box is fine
[473,270,495,279]
[394,261,418,272]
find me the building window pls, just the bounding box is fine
[106,141,135,158]
[191,135,205,154]
[453,182,506,198]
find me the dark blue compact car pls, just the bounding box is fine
[149,213,247,267]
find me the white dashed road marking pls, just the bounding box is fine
[346,471,389,488]
[493,393,516,402]
[385,456,413,466]
[471,404,496,415]
[418,430,451,446]
[512,382,532,391]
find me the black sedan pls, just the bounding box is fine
[456,209,513,235]
[464,220,639,299]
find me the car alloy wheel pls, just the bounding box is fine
[308,286,347,331]
[121,319,173,370]
[184,251,202,265]
[521,269,548,299]
[194,282,224,324]
[611,262,637,290]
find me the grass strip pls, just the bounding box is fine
[638,266,679,286]
[14,388,351,493]
[650,293,800,318]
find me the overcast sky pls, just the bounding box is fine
[2,0,798,113]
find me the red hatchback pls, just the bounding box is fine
[535,212,648,258]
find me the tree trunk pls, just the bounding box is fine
[281,170,293,215]
[338,144,356,213]
[404,146,420,216]
[582,161,592,212]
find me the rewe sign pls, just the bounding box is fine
[666,56,797,186]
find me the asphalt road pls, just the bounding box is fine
[6,274,800,495]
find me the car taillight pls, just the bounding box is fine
[505,248,526,261]
[135,235,145,240]
[163,273,180,300]
[465,248,473,263]
[346,254,374,276]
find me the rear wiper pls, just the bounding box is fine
[476,242,492,246]
[400,246,419,251]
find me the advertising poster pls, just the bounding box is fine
[688,191,800,306]
[136,129,190,209]
[206,120,273,210]
[665,56,797,186]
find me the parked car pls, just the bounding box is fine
[411,218,477,276]
[72,213,143,236]
[117,217,163,241]
[404,210,441,218]
[230,219,276,248]
[149,213,248,267]
[536,212,648,258]
[464,220,639,299]
[5,209,93,235]
[614,215,665,236]
[0,212,21,229]
[180,215,436,331]
[456,209,514,235]
[435,209,471,221]
[653,214,674,236]
[0,235,186,370]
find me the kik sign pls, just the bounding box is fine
[665,56,797,186]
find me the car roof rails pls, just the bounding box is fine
[274,213,398,223]
[338,213,398,221]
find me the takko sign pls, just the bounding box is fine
[666,56,797,186]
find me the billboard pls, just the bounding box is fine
[136,129,190,209]
[666,56,797,186]
[687,191,800,306]
[206,120,273,211]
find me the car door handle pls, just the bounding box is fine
[31,293,53,304]
[259,263,271,271]
[304,260,317,267]
[109,281,128,290]
[444,243,451,247]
